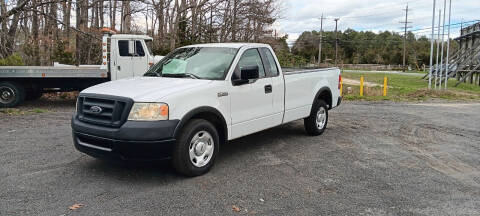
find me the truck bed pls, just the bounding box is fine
[0,66,106,78]
[282,67,341,123]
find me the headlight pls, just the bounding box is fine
[128,103,169,121]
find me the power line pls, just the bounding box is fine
[400,4,412,72]
[318,14,326,65]
[410,19,480,32]
[334,18,340,66]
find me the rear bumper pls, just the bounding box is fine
[72,117,179,161]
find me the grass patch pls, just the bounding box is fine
[341,71,480,101]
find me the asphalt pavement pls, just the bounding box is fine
[1,99,479,215]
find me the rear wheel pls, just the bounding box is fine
[304,99,328,136]
[0,81,26,108]
[172,119,220,176]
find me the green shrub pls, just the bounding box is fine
[51,41,76,65]
[0,53,25,66]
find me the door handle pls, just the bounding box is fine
[117,66,121,71]
[264,84,272,94]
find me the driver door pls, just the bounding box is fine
[230,48,274,139]
[115,40,134,79]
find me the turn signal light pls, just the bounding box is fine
[338,74,342,89]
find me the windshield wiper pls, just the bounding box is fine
[162,73,200,79]
[184,73,200,79]
[144,71,161,77]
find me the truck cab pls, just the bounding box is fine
[103,34,161,80]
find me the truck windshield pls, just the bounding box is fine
[144,47,238,80]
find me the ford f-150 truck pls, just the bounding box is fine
[72,43,342,176]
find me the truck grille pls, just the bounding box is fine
[77,94,133,127]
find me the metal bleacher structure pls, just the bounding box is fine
[425,22,480,86]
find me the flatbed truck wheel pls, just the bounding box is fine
[0,81,26,108]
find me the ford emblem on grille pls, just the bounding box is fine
[89,105,103,114]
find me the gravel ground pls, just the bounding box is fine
[1,99,479,216]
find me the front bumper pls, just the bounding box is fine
[72,117,179,160]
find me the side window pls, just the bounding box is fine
[261,48,279,76]
[135,41,145,57]
[118,40,145,57]
[236,49,266,79]
[118,40,130,57]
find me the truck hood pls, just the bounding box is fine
[81,77,212,102]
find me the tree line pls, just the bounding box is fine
[0,0,281,66]
[1,0,457,69]
[291,29,459,69]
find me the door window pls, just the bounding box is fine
[118,40,130,57]
[260,48,279,77]
[234,49,266,79]
[118,40,145,57]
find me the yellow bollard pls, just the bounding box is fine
[383,77,388,96]
[340,80,343,96]
[360,76,364,96]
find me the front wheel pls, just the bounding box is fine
[304,99,328,136]
[172,119,220,176]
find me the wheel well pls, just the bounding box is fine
[317,89,332,109]
[176,109,228,144]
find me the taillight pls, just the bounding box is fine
[338,74,342,89]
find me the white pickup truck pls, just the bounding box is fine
[72,43,342,176]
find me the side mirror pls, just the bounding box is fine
[128,40,136,55]
[233,65,259,86]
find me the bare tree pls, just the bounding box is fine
[0,0,280,64]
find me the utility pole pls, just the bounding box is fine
[334,18,339,67]
[400,4,412,72]
[318,13,326,65]
[428,0,436,89]
[435,9,441,89]
[439,0,447,88]
[444,0,452,89]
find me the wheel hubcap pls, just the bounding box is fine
[315,107,326,129]
[0,87,15,104]
[189,131,214,168]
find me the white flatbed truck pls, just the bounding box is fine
[0,30,163,107]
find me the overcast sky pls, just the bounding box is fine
[273,0,479,46]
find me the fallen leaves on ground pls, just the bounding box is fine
[232,205,240,212]
[68,203,84,210]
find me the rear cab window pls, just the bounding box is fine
[260,47,279,77]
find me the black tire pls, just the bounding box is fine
[172,119,220,177]
[0,81,26,108]
[304,99,328,136]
